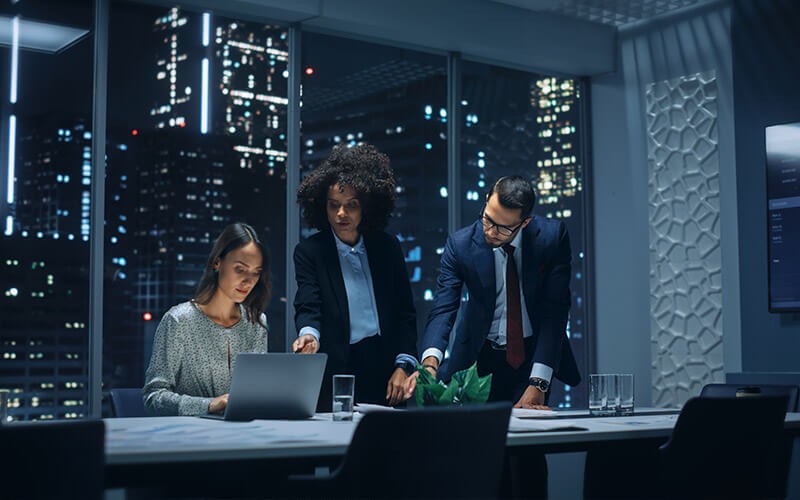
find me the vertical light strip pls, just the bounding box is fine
[7,115,16,203]
[447,53,462,234]
[285,24,301,350]
[201,58,209,134]
[202,12,210,47]
[88,0,110,419]
[4,216,12,236]
[10,16,19,103]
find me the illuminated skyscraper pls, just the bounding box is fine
[130,130,234,320]
[14,118,93,242]
[215,20,289,173]
[149,7,289,173]
[150,7,195,130]
[0,237,89,421]
[531,77,582,218]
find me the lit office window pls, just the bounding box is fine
[460,62,589,409]
[0,0,94,421]
[104,2,289,407]
[300,32,448,339]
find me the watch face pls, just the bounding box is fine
[530,378,549,392]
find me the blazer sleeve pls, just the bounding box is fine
[293,241,323,334]
[421,233,464,356]
[532,220,572,371]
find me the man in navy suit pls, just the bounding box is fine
[407,176,580,408]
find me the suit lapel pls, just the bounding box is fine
[363,232,387,328]
[470,222,496,299]
[321,230,349,328]
[521,219,542,305]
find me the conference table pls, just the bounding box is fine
[104,409,800,495]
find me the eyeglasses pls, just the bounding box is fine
[479,209,525,237]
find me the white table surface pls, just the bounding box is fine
[105,411,800,466]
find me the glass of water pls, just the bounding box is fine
[589,374,618,416]
[616,374,635,416]
[332,374,355,421]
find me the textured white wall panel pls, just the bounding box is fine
[646,70,724,407]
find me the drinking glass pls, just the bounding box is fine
[332,375,355,421]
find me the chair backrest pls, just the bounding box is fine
[0,419,105,499]
[334,402,512,498]
[110,388,148,417]
[659,396,789,499]
[700,383,799,412]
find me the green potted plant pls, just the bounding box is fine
[414,362,492,406]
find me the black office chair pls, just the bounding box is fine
[290,402,512,499]
[700,383,799,411]
[658,396,790,499]
[110,388,148,417]
[0,419,105,499]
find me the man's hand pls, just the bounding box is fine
[386,367,412,406]
[209,393,229,414]
[292,334,319,354]
[401,356,439,400]
[514,386,550,410]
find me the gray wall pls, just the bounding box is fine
[731,0,800,371]
[591,1,738,407]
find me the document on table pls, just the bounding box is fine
[511,408,557,419]
[354,403,401,414]
[508,417,587,433]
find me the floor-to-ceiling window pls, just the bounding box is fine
[299,32,449,340]
[460,61,589,408]
[0,0,94,420]
[103,2,289,401]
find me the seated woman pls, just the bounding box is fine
[143,222,270,416]
[293,144,417,410]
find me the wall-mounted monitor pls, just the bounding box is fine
[766,122,800,312]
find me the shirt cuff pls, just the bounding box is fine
[421,348,444,365]
[299,326,320,343]
[394,354,419,374]
[529,363,553,383]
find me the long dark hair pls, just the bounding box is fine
[297,143,396,232]
[194,222,271,328]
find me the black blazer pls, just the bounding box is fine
[294,229,417,398]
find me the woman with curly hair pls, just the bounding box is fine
[292,143,417,410]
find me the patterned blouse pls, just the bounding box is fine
[143,300,268,416]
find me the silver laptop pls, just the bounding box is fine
[205,353,327,421]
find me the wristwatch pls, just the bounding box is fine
[529,377,550,393]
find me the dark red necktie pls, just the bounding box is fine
[504,244,524,369]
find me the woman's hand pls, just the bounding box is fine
[386,367,412,406]
[292,334,319,354]
[208,393,229,414]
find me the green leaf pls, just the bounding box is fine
[439,379,461,405]
[416,363,437,385]
[413,362,492,406]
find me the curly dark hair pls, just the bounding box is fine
[297,143,396,232]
